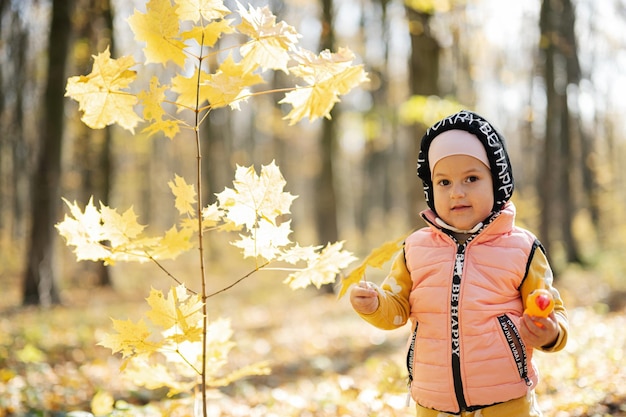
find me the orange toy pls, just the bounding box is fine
[524,289,554,327]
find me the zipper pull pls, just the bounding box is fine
[405,389,411,407]
[455,252,464,276]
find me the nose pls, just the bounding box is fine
[450,183,465,198]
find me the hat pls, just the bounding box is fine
[417,110,514,213]
[428,129,490,173]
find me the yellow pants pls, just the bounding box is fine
[415,391,543,417]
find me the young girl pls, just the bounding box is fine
[350,110,568,417]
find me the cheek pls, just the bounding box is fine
[478,187,495,212]
[432,190,448,212]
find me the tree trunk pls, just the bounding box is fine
[538,0,582,265]
[0,3,30,246]
[538,0,555,256]
[405,6,440,219]
[22,0,75,305]
[71,0,115,287]
[314,0,339,293]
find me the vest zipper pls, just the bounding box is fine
[405,321,419,406]
[451,243,467,411]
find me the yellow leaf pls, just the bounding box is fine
[138,76,181,139]
[168,174,197,216]
[201,202,224,226]
[171,68,212,111]
[145,286,181,329]
[57,197,152,263]
[337,233,408,299]
[204,54,265,110]
[280,47,369,125]
[181,18,234,47]
[278,244,321,264]
[122,357,195,395]
[174,0,230,22]
[56,197,112,261]
[16,344,46,363]
[216,161,297,230]
[236,3,300,72]
[100,204,145,247]
[98,318,157,358]
[142,118,182,140]
[91,390,114,416]
[232,220,293,261]
[65,47,141,132]
[128,0,187,67]
[153,225,194,259]
[208,360,271,387]
[283,241,357,290]
[398,95,464,127]
[145,285,204,338]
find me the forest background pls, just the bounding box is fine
[1,0,626,416]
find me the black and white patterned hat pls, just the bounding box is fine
[416,110,514,213]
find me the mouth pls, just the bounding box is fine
[451,205,471,211]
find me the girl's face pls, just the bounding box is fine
[432,154,494,232]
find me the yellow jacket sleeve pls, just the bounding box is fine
[357,249,413,330]
[520,244,569,352]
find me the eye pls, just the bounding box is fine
[437,179,450,186]
[466,175,479,183]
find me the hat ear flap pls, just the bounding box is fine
[417,138,436,211]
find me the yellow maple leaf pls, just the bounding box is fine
[56,197,112,261]
[100,204,145,247]
[336,233,409,299]
[204,54,265,110]
[57,197,151,263]
[283,241,357,290]
[128,0,187,67]
[122,358,193,394]
[138,76,181,139]
[65,47,141,132]
[143,118,182,140]
[280,47,369,125]
[181,18,234,47]
[236,3,301,73]
[171,68,212,111]
[168,174,197,215]
[278,243,320,264]
[202,202,224,226]
[98,318,157,358]
[208,360,271,387]
[153,225,195,259]
[145,285,204,341]
[174,0,230,22]
[216,161,297,229]
[232,220,293,261]
[138,76,168,121]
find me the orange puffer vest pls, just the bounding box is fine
[405,203,539,413]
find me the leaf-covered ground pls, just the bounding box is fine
[1,268,625,417]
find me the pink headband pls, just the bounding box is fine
[428,129,490,174]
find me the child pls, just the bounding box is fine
[350,110,568,417]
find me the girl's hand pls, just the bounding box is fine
[520,311,560,348]
[350,281,379,314]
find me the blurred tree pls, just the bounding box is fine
[359,0,394,232]
[22,0,75,305]
[538,0,582,265]
[404,2,440,218]
[315,0,339,272]
[69,0,114,287]
[315,0,339,293]
[0,1,31,250]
